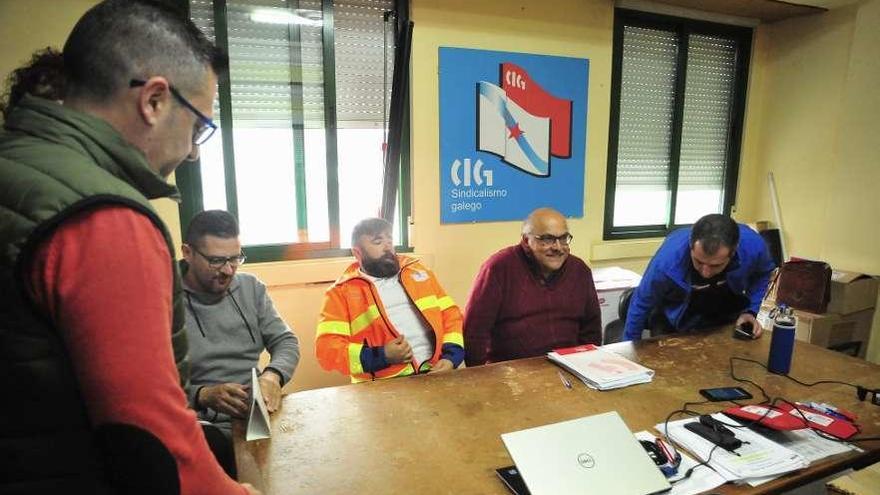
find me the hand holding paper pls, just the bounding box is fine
[258,370,282,413]
[246,368,272,441]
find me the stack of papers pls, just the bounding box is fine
[742,423,855,464]
[657,414,809,484]
[592,266,642,291]
[547,344,654,390]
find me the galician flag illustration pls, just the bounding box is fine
[477,62,572,177]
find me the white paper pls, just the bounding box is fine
[635,431,727,495]
[246,367,272,441]
[747,426,854,463]
[656,415,808,481]
[548,346,654,391]
[592,266,642,290]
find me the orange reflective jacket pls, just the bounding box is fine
[316,256,464,382]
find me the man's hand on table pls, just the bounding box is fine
[259,369,283,413]
[429,359,454,373]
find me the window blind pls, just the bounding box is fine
[190,0,393,129]
[616,25,678,187]
[334,0,395,129]
[677,34,737,188]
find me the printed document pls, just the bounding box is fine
[246,367,272,441]
[548,344,654,390]
[656,414,808,481]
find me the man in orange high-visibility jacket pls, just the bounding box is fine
[316,218,464,382]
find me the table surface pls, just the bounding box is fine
[234,327,880,494]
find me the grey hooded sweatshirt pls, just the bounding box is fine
[182,270,300,432]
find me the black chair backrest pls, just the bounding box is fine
[602,287,637,345]
[618,287,635,321]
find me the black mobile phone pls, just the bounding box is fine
[699,386,753,402]
[495,466,531,495]
[733,321,754,340]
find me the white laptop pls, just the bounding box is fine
[501,411,671,495]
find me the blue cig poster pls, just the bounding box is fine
[439,47,588,223]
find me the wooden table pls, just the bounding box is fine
[234,327,880,494]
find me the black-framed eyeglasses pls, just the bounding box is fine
[530,233,573,247]
[129,79,217,145]
[191,246,246,269]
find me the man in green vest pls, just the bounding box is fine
[0,1,257,493]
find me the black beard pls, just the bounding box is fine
[361,254,400,278]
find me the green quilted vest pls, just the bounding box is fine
[0,95,190,491]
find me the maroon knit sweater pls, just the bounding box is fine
[463,242,602,366]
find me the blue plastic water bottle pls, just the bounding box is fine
[768,305,797,374]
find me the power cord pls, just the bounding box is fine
[658,404,724,485]
[728,357,880,442]
[658,355,880,486]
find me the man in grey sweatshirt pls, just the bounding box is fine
[181,210,300,441]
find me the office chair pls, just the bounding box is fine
[602,287,635,345]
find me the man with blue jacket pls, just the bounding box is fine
[623,214,775,341]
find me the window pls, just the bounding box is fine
[604,9,751,239]
[177,0,410,261]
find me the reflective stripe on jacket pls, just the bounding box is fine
[316,256,464,382]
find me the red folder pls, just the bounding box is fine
[724,405,806,431]
[553,344,599,355]
[776,403,859,439]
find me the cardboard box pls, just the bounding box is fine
[797,309,874,358]
[828,270,879,315]
[592,267,641,330]
[760,303,874,359]
[826,460,880,494]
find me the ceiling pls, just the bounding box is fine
[794,0,861,8]
[644,0,861,22]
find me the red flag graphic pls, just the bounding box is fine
[501,62,572,158]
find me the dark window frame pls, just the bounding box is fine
[175,0,412,262]
[604,9,752,240]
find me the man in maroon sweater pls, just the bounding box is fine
[464,208,602,366]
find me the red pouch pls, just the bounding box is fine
[776,402,860,439]
[724,405,806,431]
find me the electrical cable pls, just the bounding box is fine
[728,357,880,443]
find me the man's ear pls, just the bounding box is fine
[350,244,362,261]
[134,76,173,126]
[181,243,194,262]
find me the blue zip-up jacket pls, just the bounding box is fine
[623,224,775,341]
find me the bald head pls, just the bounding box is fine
[522,207,568,235]
[521,207,571,278]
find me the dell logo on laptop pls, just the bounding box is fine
[577,453,595,469]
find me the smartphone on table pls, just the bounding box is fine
[699,386,752,401]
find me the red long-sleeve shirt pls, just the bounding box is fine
[463,242,602,366]
[27,205,246,495]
